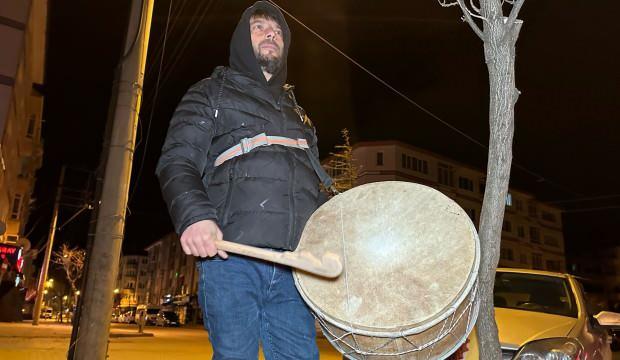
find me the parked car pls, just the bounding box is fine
[40,307,53,319]
[144,308,160,325]
[463,268,620,360]
[117,310,135,324]
[155,310,180,327]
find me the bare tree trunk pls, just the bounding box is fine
[475,4,522,358]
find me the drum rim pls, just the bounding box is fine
[294,183,481,338]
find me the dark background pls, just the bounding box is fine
[28,0,620,261]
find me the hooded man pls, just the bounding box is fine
[156,2,324,359]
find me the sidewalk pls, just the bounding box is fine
[0,321,342,359]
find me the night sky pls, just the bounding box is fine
[29,0,619,259]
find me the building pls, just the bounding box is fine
[144,233,199,324]
[116,255,148,309]
[570,246,620,310]
[330,140,566,272]
[0,0,47,293]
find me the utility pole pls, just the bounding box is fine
[32,165,66,325]
[73,0,153,358]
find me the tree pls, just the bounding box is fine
[52,244,86,304]
[324,128,359,193]
[438,0,525,358]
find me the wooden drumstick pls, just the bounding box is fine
[214,240,343,278]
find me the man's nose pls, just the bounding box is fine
[265,27,277,40]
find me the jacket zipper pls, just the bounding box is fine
[279,98,296,249]
[221,158,236,225]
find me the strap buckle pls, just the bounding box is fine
[239,137,253,154]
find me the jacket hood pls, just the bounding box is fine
[229,1,290,96]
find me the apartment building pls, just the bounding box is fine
[333,140,566,272]
[0,0,48,290]
[571,246,620,309]
[144,233,199,324]
[116,255,148,308]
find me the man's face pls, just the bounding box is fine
[250,15,284,75]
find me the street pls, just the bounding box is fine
[0,320,343,359]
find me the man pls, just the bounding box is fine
[156,2,325,359]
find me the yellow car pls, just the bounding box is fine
[463,268,620,360]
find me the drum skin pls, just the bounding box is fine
[294,181,480,359]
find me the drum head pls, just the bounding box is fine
[294,181,479,334]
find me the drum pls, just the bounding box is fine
[293,181,480,359]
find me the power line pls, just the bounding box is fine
[145,0,189,79]
[267,0,584,199]
[142,0,215,105]
[157,0,217,90]
[130,0,175,204]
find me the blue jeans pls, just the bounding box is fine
[197,255,319,360]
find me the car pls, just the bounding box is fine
[144,308,160,325]
[117,310,135,324]
[40,307,53,319]
[136,305,160,325]
[155,310,180,327]
[462,268,620,360]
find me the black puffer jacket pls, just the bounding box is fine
[156,2,323,250]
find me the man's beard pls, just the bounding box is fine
[257,53,282,76]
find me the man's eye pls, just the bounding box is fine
[275,30,282,36]
[252,24,263,31]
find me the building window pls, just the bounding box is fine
[517,225,525,238]
[530,227,540,243]
[401,154,428,174]
[532,253,543,269]
[528,203,538,218]
[458,177,474,191]
[376,152,384,166]
[544,236,559,247]
[541,211,556,223]
[519,254,528,264]
[10,194,23,220]
[515,199,523,211]
[502,220,512,233]
[500,248,514,261]
[505,193,512,206]
[438,164,453,186]
[26,114,36,138]
[546,260,561,272]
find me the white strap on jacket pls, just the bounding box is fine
[214,132,309,167]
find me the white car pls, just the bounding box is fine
[117,311,135,324]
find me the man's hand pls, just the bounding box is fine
[180,219,228,259]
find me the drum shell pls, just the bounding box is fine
[293,181,480,359]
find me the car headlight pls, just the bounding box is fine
[513,338,584,360]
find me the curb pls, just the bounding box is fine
[110,332,155,338]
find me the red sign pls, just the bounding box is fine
[0,244,23,274]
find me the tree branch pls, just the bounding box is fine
[504,0,525,37]
[469,0,481,14]
[439,0,486,41]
